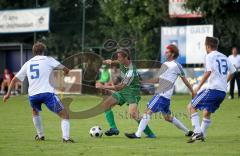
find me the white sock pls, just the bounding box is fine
[191,112,201,133]
[61,119,70,140]
[172,117,189,134]
[32,115,44,137]
[201,118,211,138]
[135,114,151,137]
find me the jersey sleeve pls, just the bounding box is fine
[205,55,213,72]
[15,62,28,82]
[48,57,62,69]
[176,63,185,77]
[122,69,134,86]
[228,58,236,74]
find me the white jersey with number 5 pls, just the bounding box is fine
[205,50,236,92]
[15,55,61,96]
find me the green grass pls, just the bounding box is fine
[0,94,240,156]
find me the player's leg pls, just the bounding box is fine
[43,93,73,142]
[125,108,153,139]
[57,108,73,142]
[135,108,153,138]
[125,94,164,139]
[186,90,207,143]
[102,95,119,136]
[187,105,204,143]
[29,95,45,141]
[189,104,201,133]
[32,108,45,140]
[188,90,208,135]
[199,90,226,139]
[163,114,193,136]
[188,89,226,143]
[105,109,117,129]
[200,110,211,138]
[128,104,155,138]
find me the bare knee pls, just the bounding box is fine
[164,115,172,122]
[32,109,39,116]
[130,112,138,120]
[58,109,69,119]
[203,110,211,119]
[144,108,152,115]
[187,103,197,114]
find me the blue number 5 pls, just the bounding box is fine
[30,64,39,79]
[216,59,228,75]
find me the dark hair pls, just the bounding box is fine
[205,36,219,49]
[116,48,131,60]
[167,44,179,59]
[32,42,46,56]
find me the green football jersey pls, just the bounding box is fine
[119,62,140,95]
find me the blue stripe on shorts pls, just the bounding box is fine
[147,94,171,114]
[191,89,226,113]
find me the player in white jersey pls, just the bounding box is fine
[187,37,236,143]
[3,42,74,143]
[125,44,195,139]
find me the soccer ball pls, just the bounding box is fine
[89,126,103,138]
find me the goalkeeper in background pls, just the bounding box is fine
[96,64,111,95]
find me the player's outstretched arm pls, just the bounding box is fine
[109,82,126,91]
[194,71,211,93]
[102,59,119,65]
[54,64,70,76]
[141,78,159,84]
[96,82,126,91]
[180,76,195,98]
[3,77,20,102]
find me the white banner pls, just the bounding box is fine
[186,25,213,64]
[0,8,50,33]
[169,0,202,18]
[161,25,213,64]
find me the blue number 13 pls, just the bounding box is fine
[30,64,39,79]
[216,59,228,75]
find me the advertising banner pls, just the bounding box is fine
[0,8,50,33]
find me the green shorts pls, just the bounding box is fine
[112,91,141,106]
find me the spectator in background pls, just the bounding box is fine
[228,46,240,99]
[0,69,14,95]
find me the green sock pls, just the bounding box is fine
[105,109,117,129]
[136,120,154,136]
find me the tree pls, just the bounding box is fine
[99,0,174,60]
[185,0,240,55]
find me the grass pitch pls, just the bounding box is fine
[0,94,240,156]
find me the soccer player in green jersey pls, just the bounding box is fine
[96,48,155,138]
